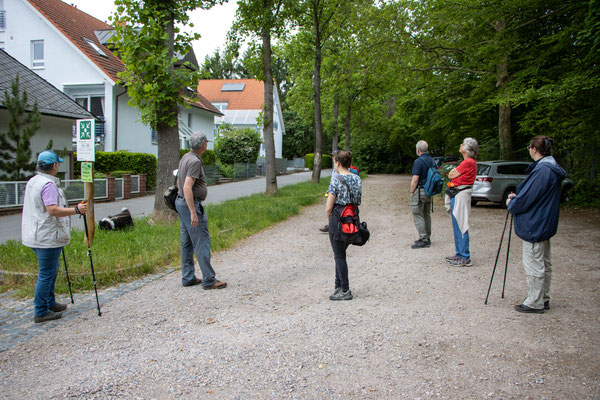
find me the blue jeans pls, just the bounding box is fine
[33,247,62,317]
[175,197,216,287]
[450,197,470,260]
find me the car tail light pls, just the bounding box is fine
[477,177,493,182]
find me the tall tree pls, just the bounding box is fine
[0,76,42,180]
[111,0,221,218]
[232,0,293,195]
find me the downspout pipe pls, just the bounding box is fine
[114,87,127,151]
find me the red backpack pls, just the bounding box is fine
[337,176,370,246]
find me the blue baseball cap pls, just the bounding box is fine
[37,151,63,166]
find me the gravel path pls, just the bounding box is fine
[1,174,599,399]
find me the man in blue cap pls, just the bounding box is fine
[22,151,87,323]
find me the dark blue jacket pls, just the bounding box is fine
[508,156,566,243]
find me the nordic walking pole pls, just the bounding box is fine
[81,202,101,316]
[501,214,514,298]
[485,209,510,304]
[61,248,74,304]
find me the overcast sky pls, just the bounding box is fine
[69,0,238,62]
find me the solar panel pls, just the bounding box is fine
[221,83,246,92]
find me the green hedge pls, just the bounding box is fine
[304,153,332,170]
[74,151,157,190]
[179,149,217,165]
[214,126,261,164]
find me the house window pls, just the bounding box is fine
[151,129,157,144]
[0,9,6,32]
[75,96,104,117]
[31,40,44,68]
[212,102,228,113]
[187,113,192,129]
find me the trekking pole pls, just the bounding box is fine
[485,209,510,305]
[501,214,514,298]
[61,248,74,304]
[81,202,101,316]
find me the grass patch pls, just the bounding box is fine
[0,180,329,297]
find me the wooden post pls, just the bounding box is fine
[84,163,95,243]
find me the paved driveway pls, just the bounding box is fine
[0,170,331,244]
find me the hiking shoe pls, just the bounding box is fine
[450,257,472,267]
[544,301,550,310]
[319,224,329,233]
[411,239,431,249]
[203,280,227,290]
[49,303,67,312]
[331,287,342,297]
[445,255,461,263]
[33,310,62,323]
[515,304,544,314]
[330,289,353,301]
[183,278,202,287]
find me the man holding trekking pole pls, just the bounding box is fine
[175,132,227,290]
[22,151,87,323]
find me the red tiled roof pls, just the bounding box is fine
[26,0,124,82]
[25,0,222,116]
[196,79,265,110]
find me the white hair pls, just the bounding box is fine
[462,137,479,158]
[416,140,429,153]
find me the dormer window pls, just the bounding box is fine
[83,38,108,58]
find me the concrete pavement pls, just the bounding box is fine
[0,170,331,244]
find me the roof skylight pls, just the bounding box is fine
[83,38,108,58]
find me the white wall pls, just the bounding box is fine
[0,110,75,178]
[116,92,156,155]
[0,0,110,90]
[184,107,217,150]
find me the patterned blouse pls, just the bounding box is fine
[328,173,362,205]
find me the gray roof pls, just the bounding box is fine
[0,49,94,120]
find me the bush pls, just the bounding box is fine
[108,170,135,177]
[214,125,262,164]
[304,153,332,170]
[305,153,314,170]
[179,149,216,165]
[74,151,157,190]
[219,163,234,178]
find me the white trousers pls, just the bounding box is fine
[522,240,552,309]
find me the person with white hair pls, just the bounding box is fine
[175,132,227,290]
[410,140,435,249]
[445,137,478,266]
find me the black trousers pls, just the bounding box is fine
[330,236,350,291]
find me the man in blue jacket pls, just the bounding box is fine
[507,136,566,314]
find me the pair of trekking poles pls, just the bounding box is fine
[61,202,101,316]
[484,209,513,305]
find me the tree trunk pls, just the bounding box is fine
[344,104,351,151]
[495,19,513,160]
[262,23,278,196]
[332,93,339,153]
[311,8,323,184]
[152,13,179,221]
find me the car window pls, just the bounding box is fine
[497,164,529,175]
[477,164,491,175]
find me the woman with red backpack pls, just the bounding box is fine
[325,150,362,301]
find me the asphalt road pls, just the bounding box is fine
[0,169,331,244]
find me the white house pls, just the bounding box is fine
[196,79,285,158]
[0,0,222,156]
[0,49,94,179]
